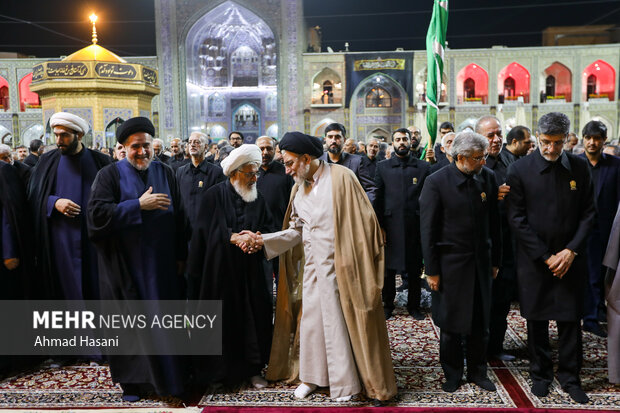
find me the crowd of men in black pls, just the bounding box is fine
[0,110,618,405]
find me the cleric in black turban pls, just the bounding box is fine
[116,117,156,144]
[279,131,324,158]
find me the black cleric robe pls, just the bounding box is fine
[257,160,294,229]
[506,151,596,321]
[12,160,31,187]
[0,161,34,299]
[28,148,111,300]
[187,180,275,384]
[175,159,225,230]
[0,162,37,375]
[420,163,502,333]
[87,159,187,396]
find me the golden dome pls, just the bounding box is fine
[63,44,126,63]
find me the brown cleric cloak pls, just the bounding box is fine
[266,164,397,401]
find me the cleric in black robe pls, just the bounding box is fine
[0,144,31,187]
[0,161,37,376]
[28,113,111,301]
[87,117,188,400]
[187,144,275,388]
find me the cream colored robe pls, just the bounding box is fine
[264,162,397,401]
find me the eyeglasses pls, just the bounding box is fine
[538,139,565,148]
[466,153,489,162]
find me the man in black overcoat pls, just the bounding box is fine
[319,123,376,203]
[579,120,620,337]
[375,128,430,320]
[256,136,293,293]
[506,112,596,404]
[420,130,501,393]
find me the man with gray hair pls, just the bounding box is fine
[0,144,31,185]
[176,132,224,231]
[420,130,501,393]
[187,144,275,390]
[506,112,595,403]
[430,132,455,174]
[152,137,170,163]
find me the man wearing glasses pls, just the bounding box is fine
[506,112,595,404]
[420,130,502,393]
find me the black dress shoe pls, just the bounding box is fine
[442,379,462,392]
[409,309,425,320]
[531,381,550,397]
[583,322,607,338]
[564,386,589,404]
[384,309,393,320]
[470,376,496,391]
[489,351,516,361]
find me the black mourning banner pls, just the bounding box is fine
[345,51,414,107]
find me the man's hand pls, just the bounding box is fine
[4,258,19,270]
[547,249,575,279]
[426,275,440,291]
[139,186,171,211]
[55,198,81,218]
[492,267,499,279]
[232,231,263,254]
[425,146,436,163]
[498,184,510,201]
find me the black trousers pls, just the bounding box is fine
[527,320,582,389]
[488,263,516,355]
[383,267,421,312]
[440,281,489,383]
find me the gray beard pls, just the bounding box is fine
[128,156,153,171]
[293,160,311,186]
[233,181,258,203]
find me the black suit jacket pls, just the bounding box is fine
[319,151,376,203]
[257,161,294,230]
[420,163,501,334]
[506,151,596,320]
[374,154,430,270]
[23,153,39,167]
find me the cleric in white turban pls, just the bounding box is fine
[220,144,262,177]
[49,112,90,136]
[186,142,276,390]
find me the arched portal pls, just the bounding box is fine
[498,62,530,103]
[456,63,488,104]
[19,73,40,111]
[542,62,572,102]
[351,73,406,140]
[21,124,44,146]
[0,76,9,111]
[185,1,277,136]
[582,60,615,101]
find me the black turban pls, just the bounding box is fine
[279,132,323,158]
[116,117,155,144]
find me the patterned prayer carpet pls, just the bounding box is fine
[0,297,618,411]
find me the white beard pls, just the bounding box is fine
[293,160,311,186]
[233,181,258,203]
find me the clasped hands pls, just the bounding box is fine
[231,230,264,254]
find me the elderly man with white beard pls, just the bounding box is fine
[243,132,396,402]
[187,144,276,390]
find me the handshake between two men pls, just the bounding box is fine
[230,231,265,254]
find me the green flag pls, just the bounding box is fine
[422,0,448,159]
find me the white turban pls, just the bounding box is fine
[220,144,261,177]
[49,112,90,135]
